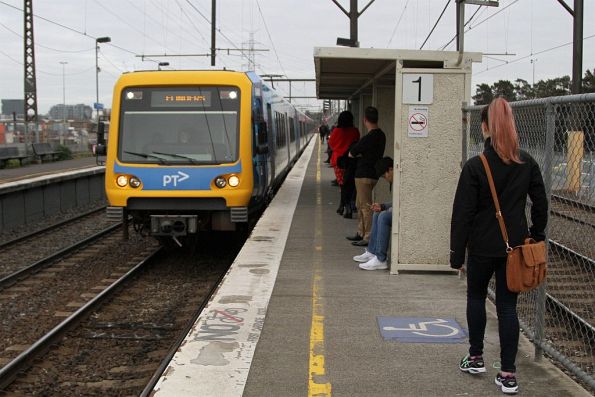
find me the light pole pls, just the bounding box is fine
[95,36,111,120]
[531,58,538,87]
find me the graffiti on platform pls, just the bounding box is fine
[195,308,247,341]
[194,307,267,342]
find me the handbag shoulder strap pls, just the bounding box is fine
[479,153,512,252]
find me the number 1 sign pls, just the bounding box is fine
[402,74,434,105]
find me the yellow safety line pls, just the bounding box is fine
[308,139,332,396]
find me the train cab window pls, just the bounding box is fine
[118,87,240,164]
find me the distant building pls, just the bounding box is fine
[1,99,25,118]
[48,104,93,121]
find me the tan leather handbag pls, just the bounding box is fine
[479,154,547,293]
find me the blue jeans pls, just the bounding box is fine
[466,254,519,372]
[367,209,392,262]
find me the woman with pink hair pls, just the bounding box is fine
[450,98,548,394]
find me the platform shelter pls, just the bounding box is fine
[315,48,482,273]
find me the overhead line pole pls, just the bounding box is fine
[572,0,583,94]
[211,0,216,66]
[556,0,583,94]
[262,77,317,103]
[455,1,498,64]
[23,0,39,145]
[331,0,376,47]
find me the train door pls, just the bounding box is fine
[285,113,291,163]
[289,116,296,161]
[266,103,275,182]
[252,96,268,199]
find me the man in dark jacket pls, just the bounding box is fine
[346,106,386,245]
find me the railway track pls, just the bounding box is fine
[546,240,594,332]
[493,194,595,387]
[0,228,158,377]
[0,233,244,395]
[0,208,119,281]
[0,207,106,250]
[494,236,594,390]
[0,222,122,290]
[550,194,595,231]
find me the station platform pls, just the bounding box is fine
[153,138,588,397]
[0,156,99,184]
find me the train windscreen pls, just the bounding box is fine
[118,87,240,164]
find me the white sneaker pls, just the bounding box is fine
[358,257,388,270]
[353,250,375,262]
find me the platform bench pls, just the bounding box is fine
[0,147,28,168]
[32,143,60,162]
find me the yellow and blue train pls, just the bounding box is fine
[101,70,314,238]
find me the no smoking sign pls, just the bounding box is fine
[408,106,429,138]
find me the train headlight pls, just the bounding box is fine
[228,90,237,99]
[129,176,141,188]
[228,175,240,187]
[116,175,128,187]
[214,176,227,188]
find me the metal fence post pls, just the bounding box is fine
[534,100,555,361]
[461,102,468,166]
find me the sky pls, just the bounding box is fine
[0,0,593,114]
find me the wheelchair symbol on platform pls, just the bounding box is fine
[377,317,466,343]
[383,318,459,337]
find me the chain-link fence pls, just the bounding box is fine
[462,93,595,392]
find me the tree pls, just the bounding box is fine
[534,76,571,98]
[472,83,493,105]
[492,80,516,102]
[583,69,595,93]
[514,78,535,100]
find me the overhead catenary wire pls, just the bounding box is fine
[419,0,450,50]
[438,5,483,50]
[386,0,411,48]
[474,33,595,76]
[440,0,520,50]
[0,21,93,53]
[255,0,286,78]
[93,0,169,52]
[0,0,163,64]
[183,0,254,68]
[0,48,96,76]
[124,0,206,51]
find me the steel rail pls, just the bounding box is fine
[0,246,163,391]
[551,194,595,214]
[547,239,595,334]
[549,239,595,269]
[550,209,595,230]
[139,261,231,397]
[0,222,122,290]
[0,206,106,250]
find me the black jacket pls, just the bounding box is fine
[349,128,386,179]
[450,139,548,268]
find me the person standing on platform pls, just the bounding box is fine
[346,106,386,246]
[328,111,360,217]
[353,157,393,270]
[319,123,330,143]
[339,141,358,218]
[324,124,335,165]
[450,98,547,395]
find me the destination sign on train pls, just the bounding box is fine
[151,91,211,107]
